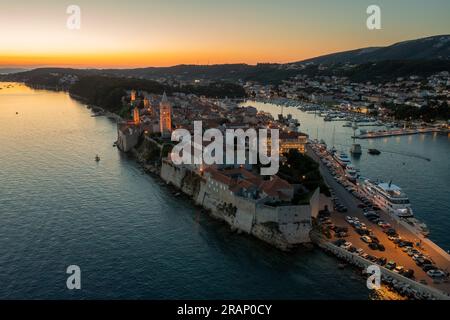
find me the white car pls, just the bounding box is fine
[427,270,446,278]
[341,242,352,250]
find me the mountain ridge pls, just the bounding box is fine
[296,35,450,65]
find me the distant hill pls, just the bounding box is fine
[0,68,29,75]
[1,35,449,85]
[298,35,450,65]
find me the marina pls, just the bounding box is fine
[240,99,450,253]
[308,143,450,298]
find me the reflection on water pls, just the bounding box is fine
[241,100,450,251]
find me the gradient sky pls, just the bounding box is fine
[0,0,449,68]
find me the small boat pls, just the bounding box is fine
[95,155,101,162]
[368,149,381,155]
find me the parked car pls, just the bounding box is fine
[427,270,446,278]
[334,239,346,246]
[385,229,398,237]
[377,244,385,252]
[341,242,352,250]
[348,246,357,253]
[386,261,396,270]
[377,257,387,266]
[361,236,372,243]
[394,266,404,274]
[422,264,437,272]
[369,243,378,250]
[356,228,369,236]
[401,269,414,279]
[371,236,380,244]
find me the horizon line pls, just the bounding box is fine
[2,33,449,70]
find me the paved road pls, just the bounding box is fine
[307,145,450,295]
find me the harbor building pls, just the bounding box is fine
[117,123,141,152]
[279,131,308,155]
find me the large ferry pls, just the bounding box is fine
[359,179,429,236]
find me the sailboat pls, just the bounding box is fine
[329,126,337,154]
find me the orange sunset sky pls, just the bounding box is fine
[1,0,449,68]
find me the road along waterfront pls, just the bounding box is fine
[241,100,450,253]
[307,143,450,298]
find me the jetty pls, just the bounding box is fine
[353,128,442,139]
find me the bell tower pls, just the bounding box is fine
[159,92,172,138]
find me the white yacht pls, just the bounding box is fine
[333,152,351,167]
[359,179,429,236]
[360,179,414,217]
[344,164,358,182]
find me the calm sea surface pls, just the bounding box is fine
[0,83,371,299]
[241,100,450,251]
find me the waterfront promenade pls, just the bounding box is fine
[307,145,450,296]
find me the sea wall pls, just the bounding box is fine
[159,160,318,250]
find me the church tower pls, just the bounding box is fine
[159,92,172,138]
[133,106,140,125]
[130,90,137,103]
[144,96,150,109]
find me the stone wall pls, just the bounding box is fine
[160,162,319,250]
